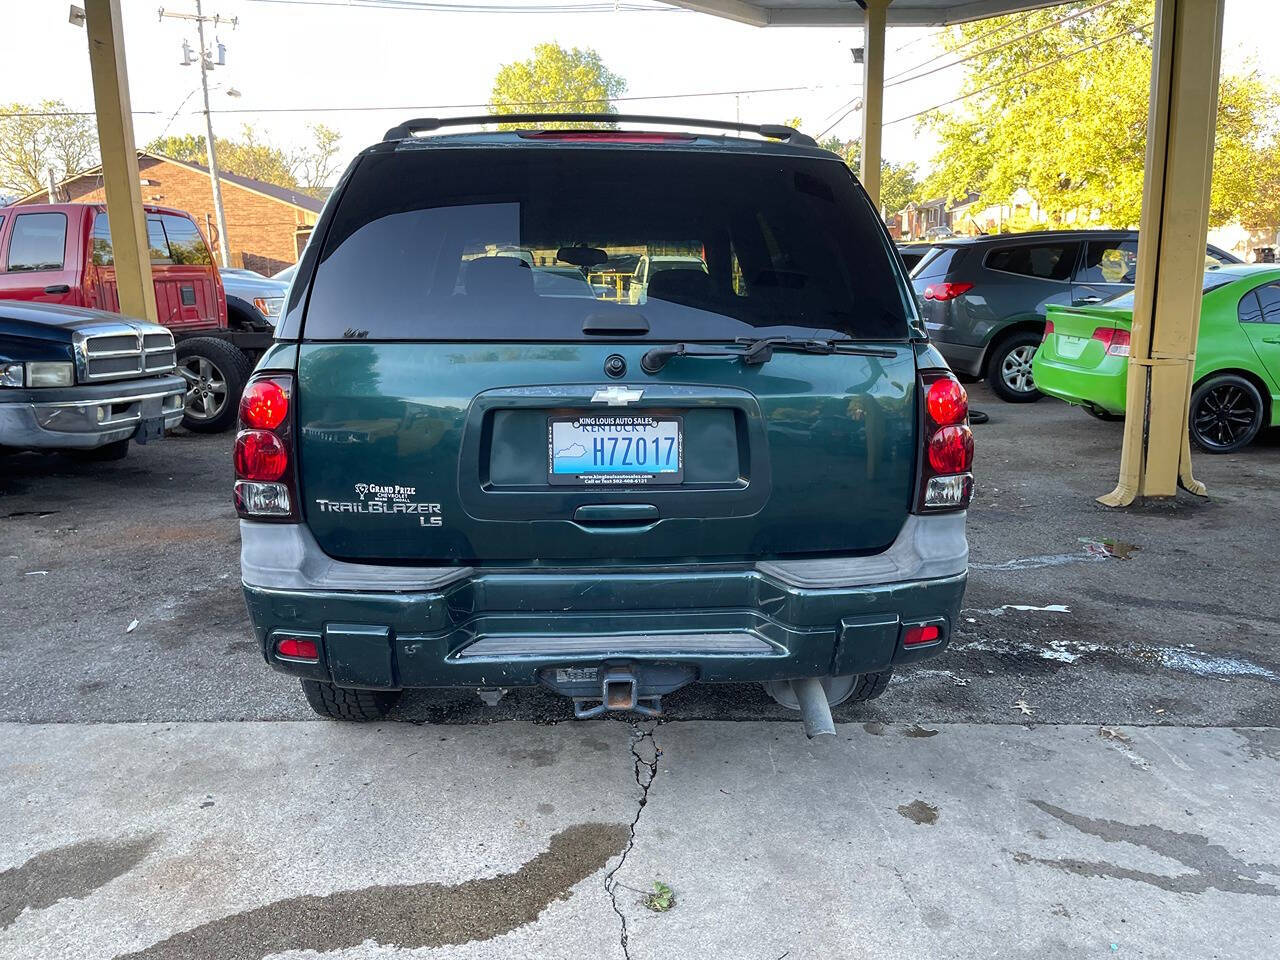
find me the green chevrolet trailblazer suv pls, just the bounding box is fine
[235,115,973,735]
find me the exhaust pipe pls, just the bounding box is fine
[790,677,836,739]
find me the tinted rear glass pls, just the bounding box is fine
[303,147,911,341]
[910,246,957,279]
[985,242,1079,281]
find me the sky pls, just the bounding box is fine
[2,0,1277,184]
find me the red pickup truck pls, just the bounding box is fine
[0,203,271,432]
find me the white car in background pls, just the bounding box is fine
[628,254,708,304]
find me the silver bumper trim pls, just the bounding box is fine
[755,513,968,589]
[241,513,967,595]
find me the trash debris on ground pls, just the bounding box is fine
[125,619,139,633]
[1014,700,1034,716]
[1080,536,1140,560]
[644,881,676,913]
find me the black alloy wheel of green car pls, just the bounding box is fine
[1189,373,1265,454]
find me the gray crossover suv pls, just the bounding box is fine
[910,230,1240,402]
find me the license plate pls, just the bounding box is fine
[1057,335,1089,360]
[548,415,683,485]
[134,416,165,445]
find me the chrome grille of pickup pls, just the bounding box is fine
[75,323,177,383]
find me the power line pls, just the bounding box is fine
[882,8,1040,83]
[884,19,1153,127]
[822,4,1117,141]
[883,0,1118,90]
[3,81,860,120]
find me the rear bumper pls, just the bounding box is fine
[0,375,186,449]
[1031,353,1128,415]
[932,338,984,378]
[240,514,968,690]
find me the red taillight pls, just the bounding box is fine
[928,425,975,474]
[234,430,288,481]
[1092,327,1131,357]
[519,131,696,143]
[922,281,974,302]
[276,636,318,660]
[903,624,942,647]
[1042,320,1054,342]
[239,378,289,430]
[926,377,968,426]
[916,370,974,512]
[234,373,297,520]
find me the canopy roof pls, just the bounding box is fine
[665,0,1066,28]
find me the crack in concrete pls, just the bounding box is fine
[604,720,661,960]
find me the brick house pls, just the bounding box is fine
[17,152,324,275]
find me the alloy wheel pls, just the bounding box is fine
[1000,344,1037,394]
[1192,382,1258,451]
[178,356,229,422]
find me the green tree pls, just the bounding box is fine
[0,100,99,198]
[490,42,626,129]
[920,0,1279,229]
[295,124,343,195]
[147,124,343,193]
[828,137,921,215]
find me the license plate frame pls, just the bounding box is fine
[547,414,684,486]
[134,415,166,445]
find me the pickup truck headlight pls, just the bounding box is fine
[253,296,284,319]
[26,362,75,387]
[0,363,23,387]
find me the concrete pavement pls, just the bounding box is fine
[3,720,1277,960]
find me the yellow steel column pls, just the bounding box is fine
[84,0,156,324]
[859,0,889,208]
[1100,0,1225,505]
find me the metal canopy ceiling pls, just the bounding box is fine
[665,0,1068,28]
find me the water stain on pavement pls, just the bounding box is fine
[112,823,629,959]
[1017,800,1280,897]
[1233,727,1280,762]
[499,745,561,768]
[897,800,939,825]
[903,725,939,738]
[0,835,156,930]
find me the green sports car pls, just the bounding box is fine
[1033,264,1280,453]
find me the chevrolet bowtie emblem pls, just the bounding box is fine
[590,386,644,406]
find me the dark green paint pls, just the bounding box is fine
[245,570,965,689]
[294,341,919,563]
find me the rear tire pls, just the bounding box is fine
[301,680,402,721]
[176,337,252,433]
[1189,374,1264,454]
[986,331,1044,403]
[762,669,893,709]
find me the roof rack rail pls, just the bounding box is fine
[382,113,817,148]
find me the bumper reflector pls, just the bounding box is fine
[276,636,319,660]
[903,624,942,647]
[235,480,292,517]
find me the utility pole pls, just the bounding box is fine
[158,3,236,267]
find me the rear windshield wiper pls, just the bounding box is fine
[640,337,897,373]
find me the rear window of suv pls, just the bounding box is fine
[302,147,912,341]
